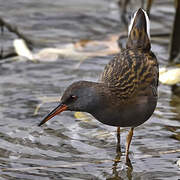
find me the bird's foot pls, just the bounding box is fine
[114,152,122,163]
[125,155,133,169]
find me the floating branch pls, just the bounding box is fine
[159,66,180,85]
[34,96,60,115]
[0,17,33,49]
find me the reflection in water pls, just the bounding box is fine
[108,152,133,180]
[109,162,133,180]
[107,129,133,180]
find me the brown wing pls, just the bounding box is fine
[100,49,158,99]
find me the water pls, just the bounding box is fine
[0,0,180,179]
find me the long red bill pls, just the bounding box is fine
[38,103,67,126]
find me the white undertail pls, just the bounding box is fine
[128,9,150,39]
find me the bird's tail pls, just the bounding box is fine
[126,8,151,51]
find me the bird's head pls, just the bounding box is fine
[38,81,101,126]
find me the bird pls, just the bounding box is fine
[38,8,159,163]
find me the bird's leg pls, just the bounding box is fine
[117,127,120,144]
[125,127,134,163]
[116,127,121,155]
[114,127,121,163]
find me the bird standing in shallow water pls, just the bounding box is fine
[39,8,159,163]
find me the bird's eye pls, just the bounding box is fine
[71,95,77,100]
[64,95,78,104]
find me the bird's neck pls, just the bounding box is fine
[89,83,116,109]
